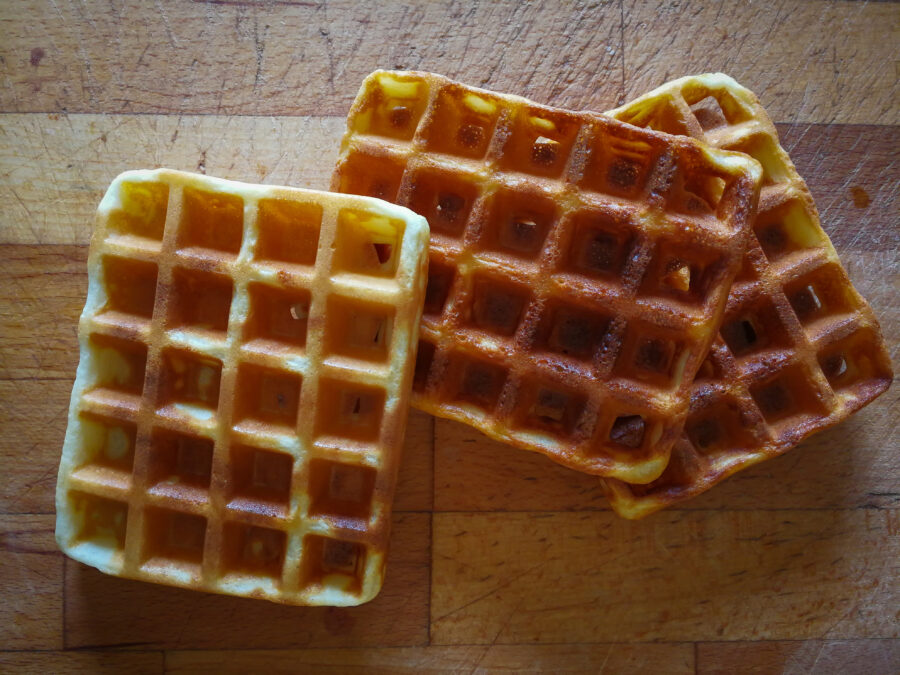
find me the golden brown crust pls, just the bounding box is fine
[602,73,893,518]
[55,169,429,605]
[333,70,762,484]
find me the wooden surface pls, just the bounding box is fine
[1,1,898,673]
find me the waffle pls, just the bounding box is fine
[332,70,762,483]
[55,168,429,605]
[601,73,893,517]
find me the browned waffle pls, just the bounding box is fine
[332,70,762,483]
[55,169,429,604]
[601,73,893,517]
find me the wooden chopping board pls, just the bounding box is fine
[1,1,897,673]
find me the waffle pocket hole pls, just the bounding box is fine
[334,209,403,277]
[79,414,137,473]
[608,414,646,449]
[336,152,406,202]
[783,264,852,326]
[179,186,244,254]
[246,282,311,348]
[70,492,128,551]
[754,199,823,263]
[223,523,286,580]
[568,210,635,279]
[615,323,688,389]
[500,109,580,178]
[720,300,790,359]
[108,180,169,240]
[645,240,724,305]
[581,131,659,198]
[487,187,557,257]
[689,95,729,131]
[686,401,756,455]
[355,72,428,141]
[147,429,214,491]
[229,445,293,510]
[102,255,158,319]
[423,87,502,159]
[169,268,233,335]
[255,199,322,266]
[316,379,386,442]
[817,329,890,393]
[301,535,366,595]
[235,365,302,430]
[142,507,207,567]
[542,304,609,359]
[406,169,478,237]
[309,459,377,522]
[526,386,586,437]
[158,350,222,414]
[88,333,147,395]
[673,165,728,216]
[470,276,530,337]
[453,358,507,411]
[326,296,395,363]
[749,366,825,426]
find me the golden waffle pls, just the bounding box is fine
[332,70,762,483]
[55,169,429,605]
[601,73,893,517]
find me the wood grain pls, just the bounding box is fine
[0,515,62,650]
[0,652,163,675]
[1,0,897,669]
[165,643,693,674]
[623,0,900,125]
[63,512,429,649]
[431,510,900,644]
[696,640,900,675]
[0,0,622,117]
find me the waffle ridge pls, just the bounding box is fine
[56,168,429,605]
[601,73,894,517]
[333,70,763,483]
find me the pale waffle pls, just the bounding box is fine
[332,70,762,483]
[601,73,893,517]
[55,169,429,605]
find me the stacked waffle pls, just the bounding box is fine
[332,71,891,516]
[56,71,891,606]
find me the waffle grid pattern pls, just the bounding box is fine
[601,73,893,517]
[333,70,762,483]
[56,169,428,605]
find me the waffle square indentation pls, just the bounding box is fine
[325,295,395,364]
[88,333,148,395]
[168,267,233,337]
[179,187,244,255]
[301,535,366,596]
[255,199,322,267]
[405,167,480,237]
[70,491,129,552]
[101,255,158,320]
[308,458,377,522]
[234,364,302,434]
[315,379,386,444]
[157,349,223,417]
[107,181,169,241]
[245,282,311,350]
[147,429,214,498]
[422,86,503,159]
[222,523,286,581]
[141,507,207,570]
[228,445,294,516]
[352,72,429,141]
[333,209,404,278]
